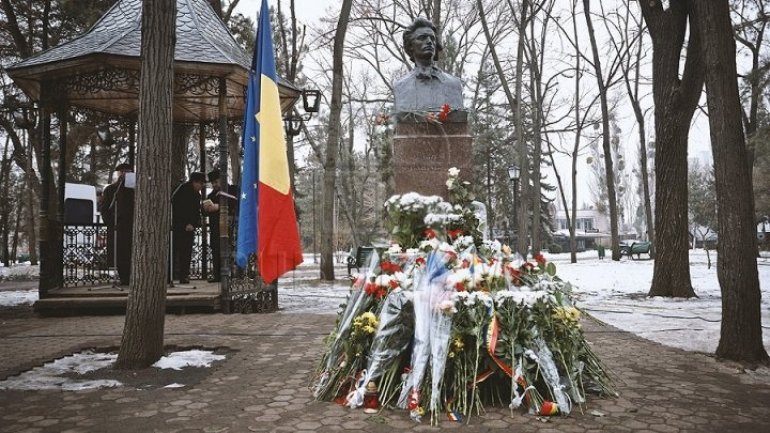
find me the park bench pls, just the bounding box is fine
[347,246,375,276]
[620,241,651,260]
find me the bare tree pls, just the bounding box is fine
[606,5,655,253]
[320,0,354,280]
[690,0,769,365]
[582,0,623,260]
[639,0,703,298]
[115,0,176,369]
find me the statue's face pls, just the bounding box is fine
[409,26,436,66]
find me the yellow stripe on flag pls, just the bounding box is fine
[257,74,290,195]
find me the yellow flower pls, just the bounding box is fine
[415,406,425,416]
[453,338,464,351]
[363,325,376,334]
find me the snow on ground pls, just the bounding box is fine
[0,350,226,391]
[152,349,226,370]
[0,263,39,280]
[547,249,770,354]
[0,289,38,306]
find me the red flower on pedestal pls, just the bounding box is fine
[438,104,451,122]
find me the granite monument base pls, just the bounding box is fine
[392,112,473,199]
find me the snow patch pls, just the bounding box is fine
[0,289,38,306]
[0,349,226,391]
[152,349,226,370]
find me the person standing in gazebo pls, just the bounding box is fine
[100,163,135,285]
[171,172,205,284]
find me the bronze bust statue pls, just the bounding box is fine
[393,18,464,113]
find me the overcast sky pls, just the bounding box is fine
[234,0,334,25]
[232,0,715,213]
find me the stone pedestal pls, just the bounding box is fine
[392,111,473,199]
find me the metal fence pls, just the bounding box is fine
[62,224,212,287]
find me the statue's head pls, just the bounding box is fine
[403,17,443,66]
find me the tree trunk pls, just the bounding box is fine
[584,0,620,260]
[690,0,769,365]
[515,0,530,259]
[115,0,176,370]
[319,0,353,281]
[529,54,542,256]
[640,1,703,298]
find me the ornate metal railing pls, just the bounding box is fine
[62,224,212,287]
[227,255,278,313]
[62,221,276,314]
[62,223,112,287]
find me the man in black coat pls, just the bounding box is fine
[99,163,134,285]
[171,172,205,284]
[202,169,239,282]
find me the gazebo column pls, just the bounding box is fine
[37,84,53,298]
[55,102,68,290]
[217,77,230,313]
[199,122,208,280]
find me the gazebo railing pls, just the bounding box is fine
[62,224,212,287]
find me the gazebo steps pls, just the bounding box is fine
[33,284,221,316]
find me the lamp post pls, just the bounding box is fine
[312,170,317,263]
[508,165,520,246]
[282,89,321,261]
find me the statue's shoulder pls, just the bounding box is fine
[394,69,416,89]
[441,70,463,87]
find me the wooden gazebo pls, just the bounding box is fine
[7,0,301,314]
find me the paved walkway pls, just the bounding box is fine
[1,298,770,432]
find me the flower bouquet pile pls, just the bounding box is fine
[313,169,614,425]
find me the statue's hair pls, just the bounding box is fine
[403,17,443,62]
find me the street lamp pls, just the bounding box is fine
[508,165,520,245]
[302,89,322,114]
[282,88,322,262]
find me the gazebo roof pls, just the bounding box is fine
[7,0,300,122]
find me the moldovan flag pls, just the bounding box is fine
[236,0,303,283]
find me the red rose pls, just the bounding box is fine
[534,253,546,265]
[423,228,437,239]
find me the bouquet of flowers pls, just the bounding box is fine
[313,168,615,426]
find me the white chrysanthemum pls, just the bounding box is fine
[469,291,493,308]
[448,167,461,177]
[387,244,402,254]
[452,291,470,303]
[482,239,502,253]
[436,299,457,314]
[375,274,394,287]
[419,238,440,251]
[453,235,475,250]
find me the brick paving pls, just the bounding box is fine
[1,294,770,432]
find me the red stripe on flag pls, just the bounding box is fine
[258,183,303,283]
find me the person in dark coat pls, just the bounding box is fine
[99,163,134,285]
[202,169,239,282]
[171,171,205,284]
